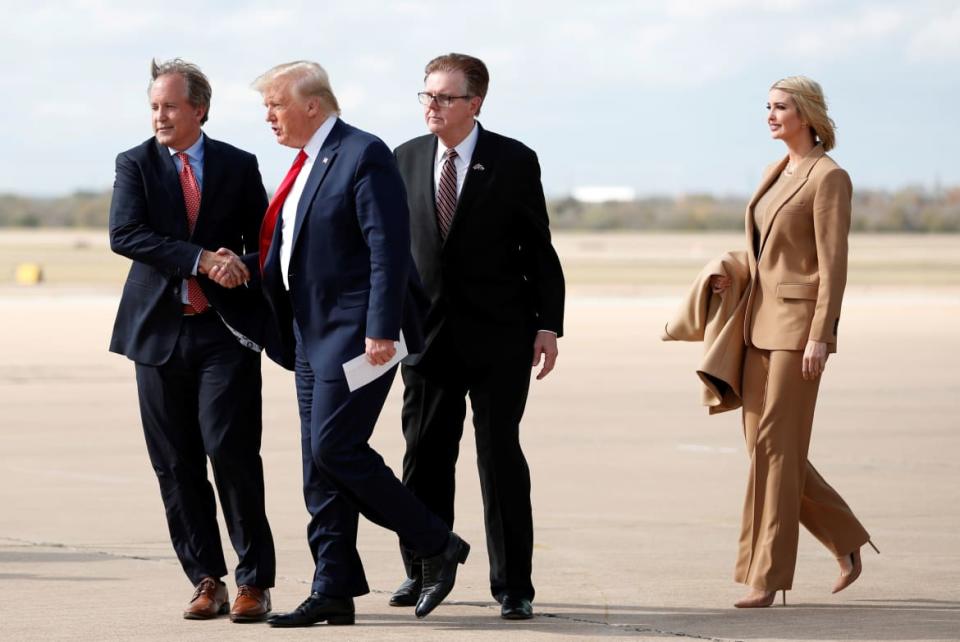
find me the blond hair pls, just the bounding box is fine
[770,76,836,151]
[252,61,341,115]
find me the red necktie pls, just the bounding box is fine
[435,148,458,240]
[177,152,209,313]
[259,149,309,273]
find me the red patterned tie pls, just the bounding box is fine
[259,149,309,273]
[435,148,458,239]
[177,152,209,313]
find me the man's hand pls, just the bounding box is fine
[365,337,397,366]
[531,330,559,380]
[203,248,251,289]
[802,340,829,381]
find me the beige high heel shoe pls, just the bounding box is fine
[734,589,786,608]
[833,541,880,594]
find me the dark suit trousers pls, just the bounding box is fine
[135,313,275,588]
[292,323,448,597]
[400,326,535,601]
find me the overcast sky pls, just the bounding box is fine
[1,0,957,197]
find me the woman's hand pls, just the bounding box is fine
[802,340,829,380]
[710,275,731,294]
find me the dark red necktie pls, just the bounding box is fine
[436,148,458,239]
[259,149,308,273]
[177,152,209,313]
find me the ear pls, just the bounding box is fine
[469,95,483,115]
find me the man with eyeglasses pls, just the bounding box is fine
[392,52,566,620]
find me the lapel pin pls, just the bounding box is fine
[471,163,485,171]
[322,157,329,164]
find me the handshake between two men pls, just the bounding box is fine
[199,247,250,289]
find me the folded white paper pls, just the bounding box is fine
[342,332,408,392]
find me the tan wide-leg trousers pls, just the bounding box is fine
[735,346,870,591]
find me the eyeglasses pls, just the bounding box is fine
[417,92,472,108]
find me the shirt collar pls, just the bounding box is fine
[303,115,338,160]
[436,121,479,165]
[168,132,205,164]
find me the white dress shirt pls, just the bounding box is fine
[434,121,479,198]
[279,115,338,290]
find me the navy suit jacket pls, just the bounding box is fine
[261,119,427,378]
[109,135,269,365]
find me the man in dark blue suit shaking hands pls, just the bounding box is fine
[109,59,275,623]
[252,61,469,627]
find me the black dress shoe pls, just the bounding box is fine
[500,595,534,620]
[415,532,470,618]
[266,593,354,627]
[389,575,422,607]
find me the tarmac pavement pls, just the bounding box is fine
[1,288,959,640]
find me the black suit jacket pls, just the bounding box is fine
[260,119,427,377]
[394,124,565,366]
[109,135,269,365]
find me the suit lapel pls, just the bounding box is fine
[290,119,343,253]
[153,140,189,239]
[745,157,785,262]
[444,124,493,244]
[757,146,825,254]
[192,136,222,240]
[413,136,443,252]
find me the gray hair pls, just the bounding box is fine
[252,61,341,115]
[149,58,212,124]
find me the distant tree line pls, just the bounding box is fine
[0,191,112,228]
[2,186,959,232]
[550,187,960,232]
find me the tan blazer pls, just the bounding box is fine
[663,251,751,414]
[743,145,852,353]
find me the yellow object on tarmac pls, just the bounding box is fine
[14,263,44,285]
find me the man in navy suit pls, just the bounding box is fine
[109,59,275,622]
[252,61,469,627]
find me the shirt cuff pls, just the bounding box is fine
[537,329,558,336]
[191,250,202,276]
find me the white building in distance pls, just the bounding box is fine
[572,186,636,203]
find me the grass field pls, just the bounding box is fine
[0,229,958,291]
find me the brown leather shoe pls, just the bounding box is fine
[183,577,229,619]
[230,585,272,623]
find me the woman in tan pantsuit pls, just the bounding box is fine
[711,76,877,608]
